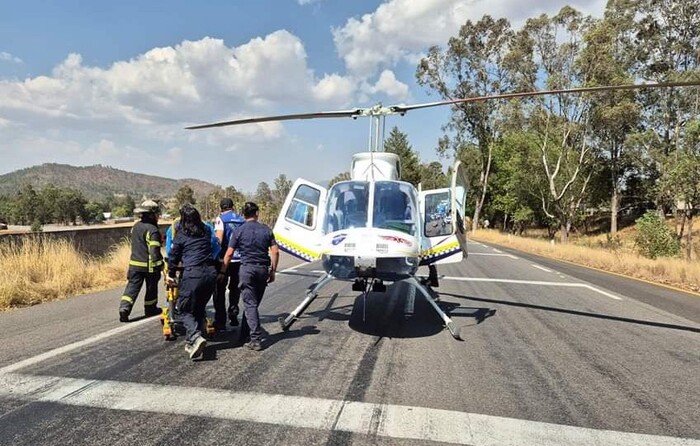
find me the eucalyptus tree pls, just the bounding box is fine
[511,7,597,242]
[417,15,515,231]
[578,1,640,234]
[419,161,449,190]
[626,0,700,216]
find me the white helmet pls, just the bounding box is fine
[133,199,160,214]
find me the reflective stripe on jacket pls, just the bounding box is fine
[129,221,164,273]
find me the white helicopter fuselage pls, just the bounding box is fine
[273,152,468,281]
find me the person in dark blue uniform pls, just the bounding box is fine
[167,204,219,360]
[220,202,279,351]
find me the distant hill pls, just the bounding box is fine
[0,163,221,201]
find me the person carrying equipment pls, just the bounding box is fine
[119,200,163,322]
[213,197,245,330]
[163,212,219,340]
[167,204,220,360]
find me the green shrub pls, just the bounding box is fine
[634,211,680,259]
[30,219,43,233]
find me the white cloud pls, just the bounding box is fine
[298,0,322,5]
[366,70,409,100]
[0,51,23,64]
[333,0,605,77]
[0,31,362,167]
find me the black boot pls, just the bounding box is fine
[228,307,239,326]
[119,309,130,323]
[144,306,162,317]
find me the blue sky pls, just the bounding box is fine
[0,0,604,193]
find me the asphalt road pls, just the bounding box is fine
[0,242,699,445]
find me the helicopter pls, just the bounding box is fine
[187,80,700,340]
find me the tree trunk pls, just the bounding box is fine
[686,210,693,260]
[560,221,569,244]
[677,208,686,241]
[610,185,619,235]
[472,144,492,232]
[472,202,481,232]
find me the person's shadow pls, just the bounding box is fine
[198,324,320,360]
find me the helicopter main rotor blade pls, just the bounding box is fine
[185,109,363,130]
[186,80,700,129]
[391,80,700,113]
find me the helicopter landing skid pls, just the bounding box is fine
[406,277,462,341]
[279,273,334,331]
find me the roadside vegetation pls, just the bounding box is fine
[470,226,700,294]
[0,238,130,310]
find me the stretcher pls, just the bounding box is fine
[161,266,215,341]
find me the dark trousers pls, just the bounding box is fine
[238,264,269,342]
[120,268,160,313]
[213,261,241,325]
[176,265,216,344]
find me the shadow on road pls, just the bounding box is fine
[347,281,496,340]
[198,325,321,360]
[442,292,700,334]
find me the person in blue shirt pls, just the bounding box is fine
[213,198,245,330]
[167,204,219,360]
[220,202,279,351]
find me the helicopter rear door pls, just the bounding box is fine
[273,179,327,262]
[418,187,462,265]
[450,160,469,257]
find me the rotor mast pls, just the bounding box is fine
[361,103,405,152]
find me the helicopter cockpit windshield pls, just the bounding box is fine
[324,181,370,233]
[324,181,418,236]
[372,181,417,235]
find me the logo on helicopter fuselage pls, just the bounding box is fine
[379,235,413,247]
[331,234,348,245]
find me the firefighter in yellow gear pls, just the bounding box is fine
[119,200,164,322]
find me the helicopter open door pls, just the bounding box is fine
[418,160,468,265]
[450,160,469,256]
[419,187,460,265]
[273,179,327,262]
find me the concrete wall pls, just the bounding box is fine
[0,223,171,258]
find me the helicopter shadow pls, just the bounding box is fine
[347,280,496,340]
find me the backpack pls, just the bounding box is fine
[220,211,245,259]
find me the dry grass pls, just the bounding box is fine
[0,237,131,310]
[470,229,700,294]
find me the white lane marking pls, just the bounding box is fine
[0,373,695,446]
[469,253,518,260]
[281,263,304,273]
[531,264,553,273]
[0,316,157,374]
[440,277,623,300]
[492,248,503,253]
[583,285,624,301]
[0,269,308,375]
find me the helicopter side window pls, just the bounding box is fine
[285,184,321,229]
[424,191,452,237]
